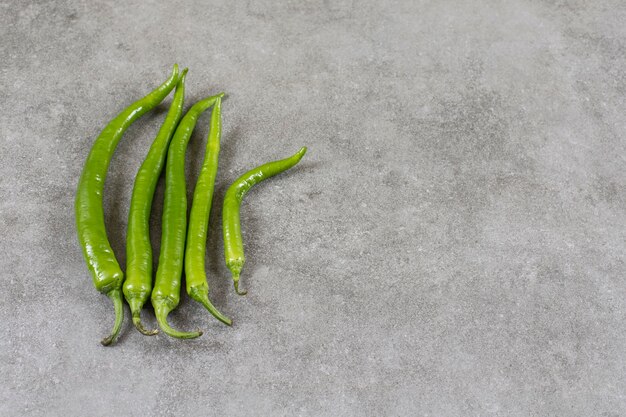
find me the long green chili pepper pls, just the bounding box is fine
[123,69,189,336]
[184,97,232,326]
[222,147,307,295]
[75,65,179,346]
[152,93,224,339]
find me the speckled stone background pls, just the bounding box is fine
[1,0,625,416]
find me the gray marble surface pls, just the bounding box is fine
[2,1,625,416]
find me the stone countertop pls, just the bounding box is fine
[2,1,625,416]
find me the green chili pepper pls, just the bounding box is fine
[222,147,307,295]
[75,65,179,346]
[184,97,232,326]
[123,69,189,336]
[152,93,224,339]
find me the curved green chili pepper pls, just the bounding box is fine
[223,147,307,295]
[123,69,189,336]
[75,65,180,346]
[184,97,232,326]
[152,93,224,339]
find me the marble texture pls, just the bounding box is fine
[1,0,625,415]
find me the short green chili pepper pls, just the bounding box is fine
[123,69,189,336]
[75,65,179,346]
[222,147,307,295]
[184,96,232,326]
[152,93,224,339]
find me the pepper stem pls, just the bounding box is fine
[153,300,203,339]
[101,289,124,346]
[189,286,232,326]
[132,314,159,336]
[127,297,158,335]
[233,276,247,296]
